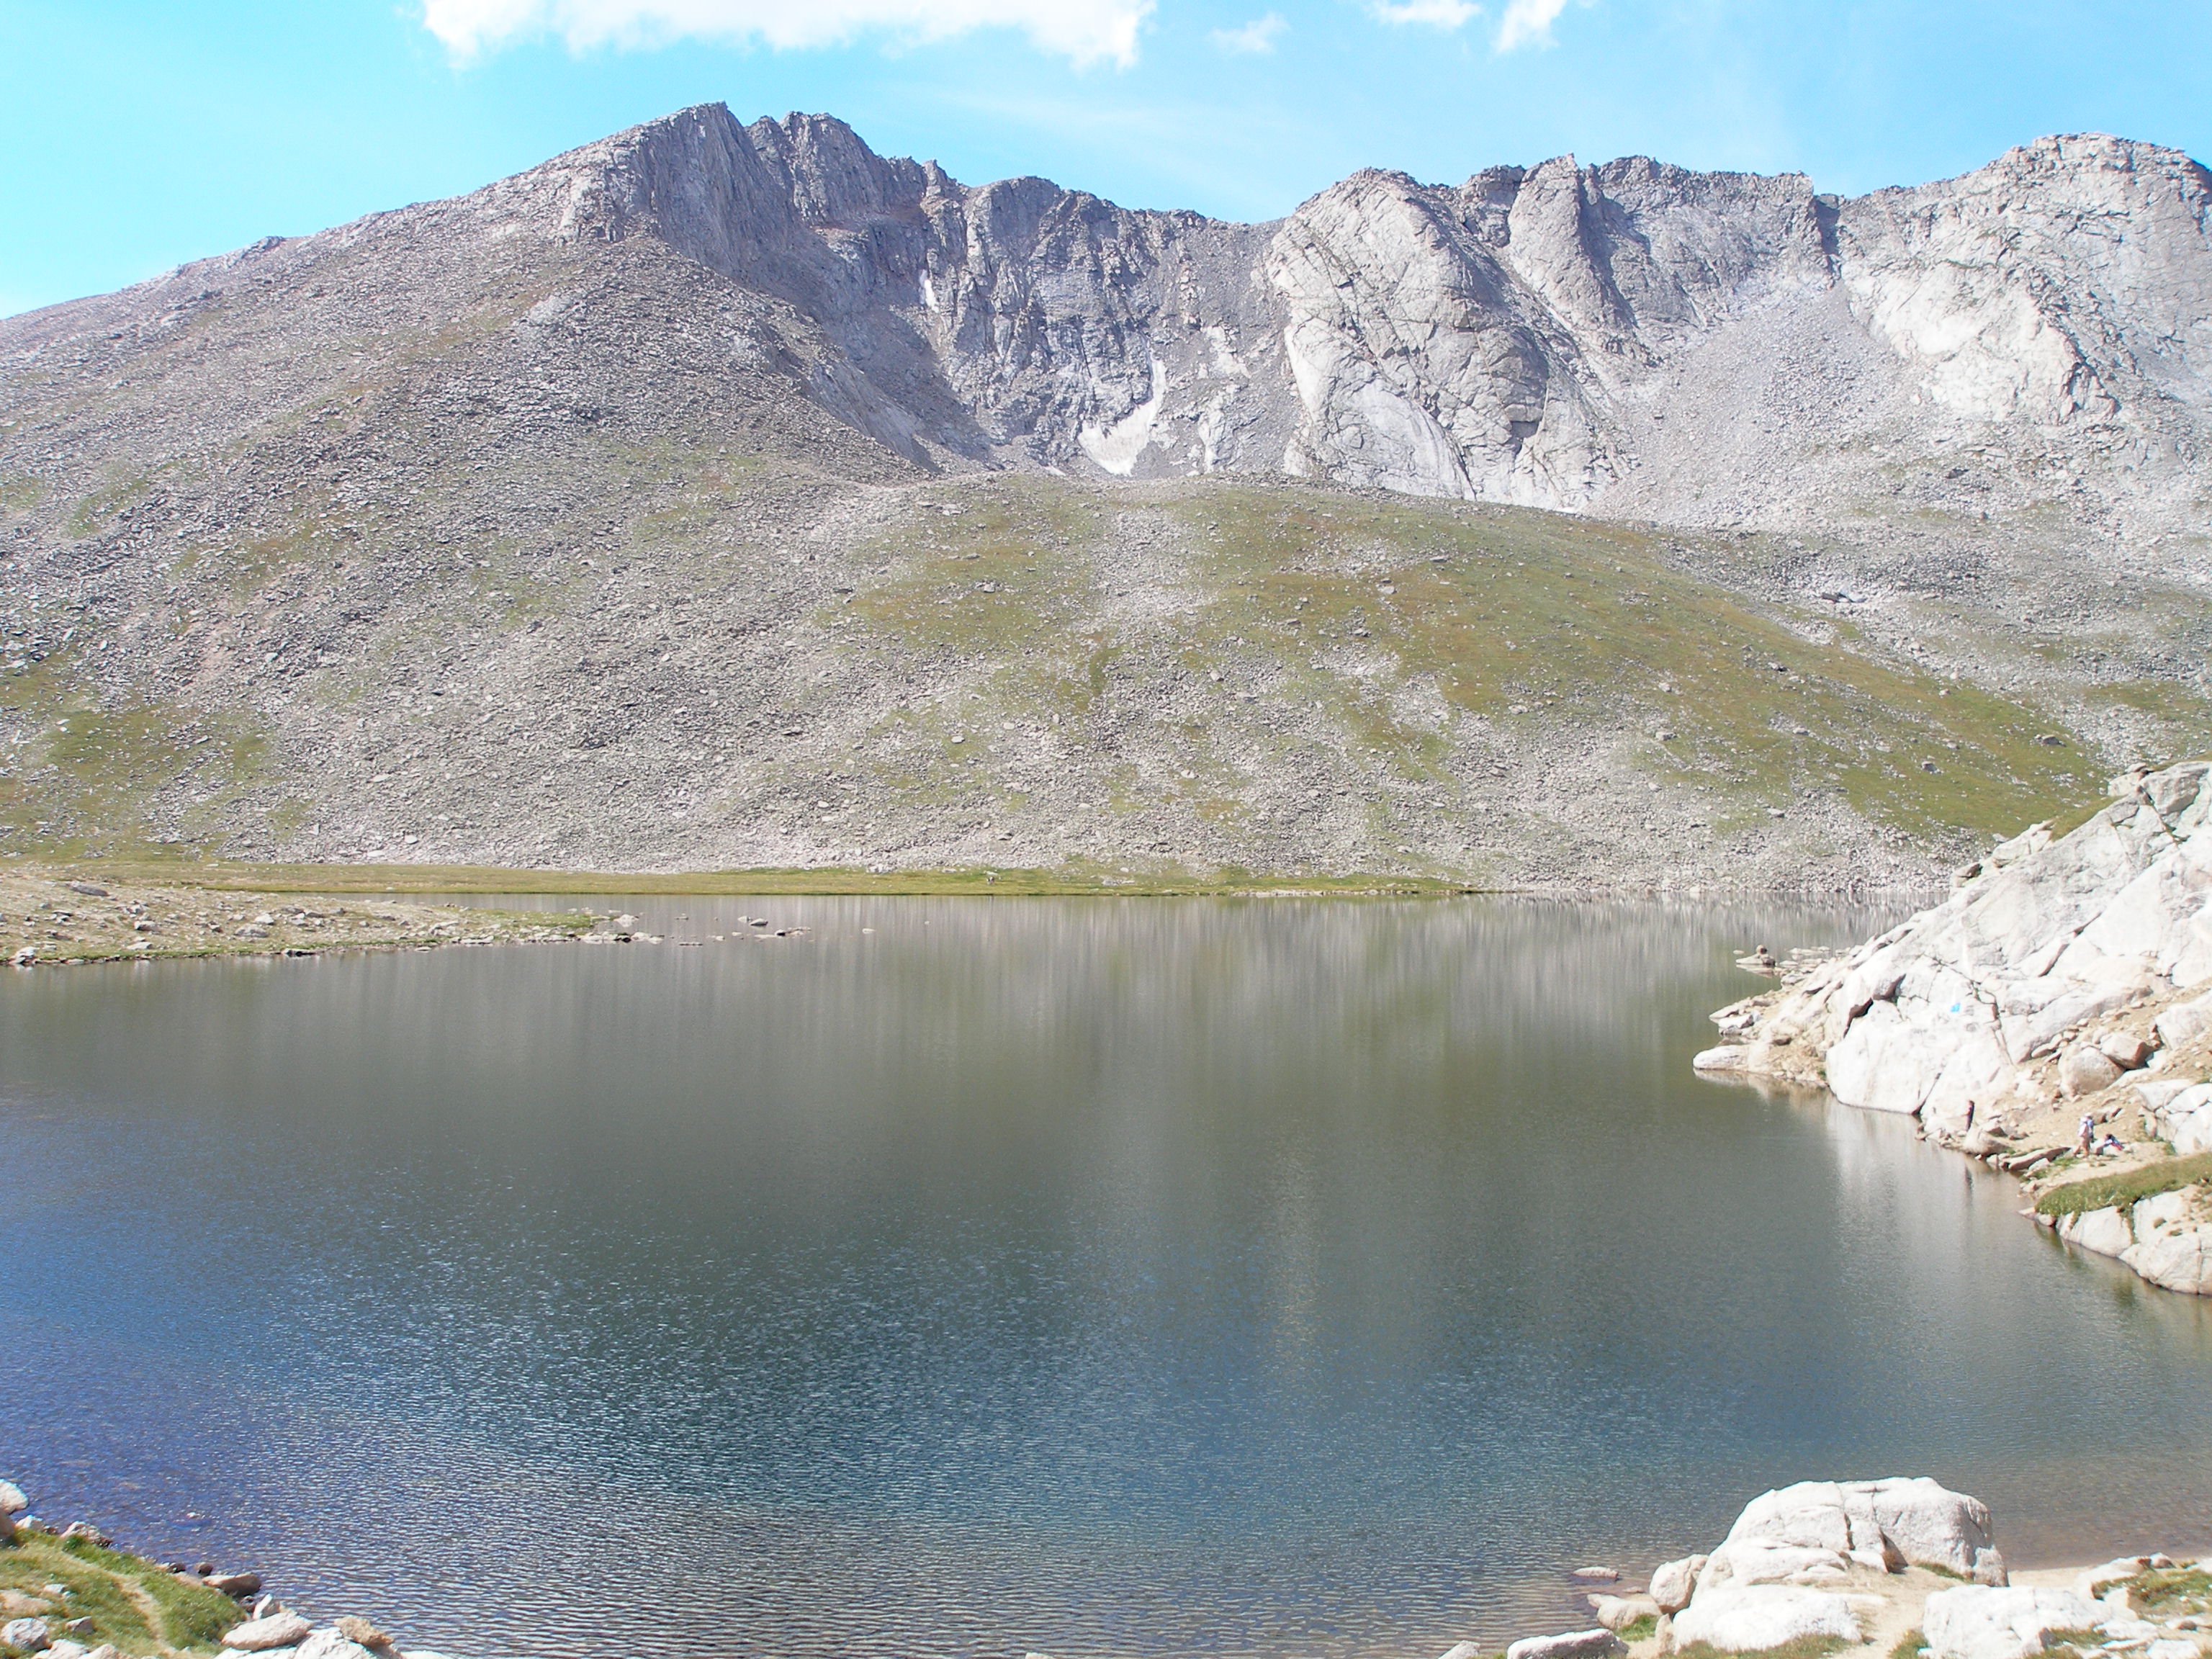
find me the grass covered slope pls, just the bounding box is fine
[1,459,2192,889]
[0,1526,243,1655]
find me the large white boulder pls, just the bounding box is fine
[1649,1555,1707,1614]
[1670,1586,1861,1651]
[1503,1630,1620,1659]
[1699,1478,2003,1588]
[2057,1206,2132,1259]
[1922,1585,2103,1659]
[2122,1211,2212,1294]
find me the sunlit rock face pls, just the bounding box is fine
[480,107,2212,526]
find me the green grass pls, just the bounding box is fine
[1888,1629,1926,1659]
[0,649,271,858]
[54,857,1491,899]
[1618,1615,1660,1642]
[0,1526,242,1654]
[2034,1154,2212,1218]
[2121,1568,2212,1615]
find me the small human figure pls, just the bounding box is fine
[2076,1113,2096,1156]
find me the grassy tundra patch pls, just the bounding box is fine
[0,1526,243,1654]
[1164,482,2096,837]
[2035,1156,2212,1218]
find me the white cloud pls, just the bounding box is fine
[1493,0,1568,50]
[420,0,1155,68]
[1209,12,1286,53]
[1367,0,1479,27]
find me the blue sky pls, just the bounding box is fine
[3,0,2208,318]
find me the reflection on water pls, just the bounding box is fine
[3,897,2210,1659]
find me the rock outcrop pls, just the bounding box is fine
[1696,759,2212,1295]
[1483,1477,2211,1659]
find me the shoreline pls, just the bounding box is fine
[7,1471,2209,1659]
[1691,761,2212,1300]
[1,855,1958,904]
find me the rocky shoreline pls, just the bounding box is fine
[1475,1478,2211,1659]
[12,1467,2210,1659]
[0,868,598,968]
[1692,760,2212,1298]
[0,1481,444,1659]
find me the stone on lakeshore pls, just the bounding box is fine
[2121,1216,2212,1295]
[1923,1586,2102,1659]
[1505,1628,1622,1659]
[1436,1645,1484,1659]
[223,1612,314,1651]
[1704,1478,2000,1585]
[295,1630,377,1659]
[58,1522,112,1547]
[1570,1566,1622,1582]
[0,1480,27,1514]
[3,1618,53,1653]
[1649,1556,1707,1613]
[1671,1586,1861,1651]
[43,1643,89,1659]
[332,1618,391,1650]
[1693,1045,1750,1071]
[1589,1594,1660,1632]
[205,1573,264,1599]
[2057,1206,2133,1259]
[2061,1046,2126,1097]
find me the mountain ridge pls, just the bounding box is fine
[1,108,2208,885]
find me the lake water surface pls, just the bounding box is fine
[4,897,2212,1659]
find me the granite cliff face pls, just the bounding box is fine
[0,109,2208,879]
[482,108,2212,526]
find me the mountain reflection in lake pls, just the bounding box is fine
[5,897,2211,1659]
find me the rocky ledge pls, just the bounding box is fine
[1692,760,2212,1296]
[1473,1477,2208,1659]
[0,1480,450,1659]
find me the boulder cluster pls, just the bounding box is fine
[1696,761,2212,1295]
[1476,1478,2206,1659]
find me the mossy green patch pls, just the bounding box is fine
[0,649,269,858]
[2121,1567,2212,1615]
[2036,1156,2212,1218]
[1165,482,2099,839]
[0,1527,241,1654]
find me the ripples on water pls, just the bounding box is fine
[4,897,2212,1658]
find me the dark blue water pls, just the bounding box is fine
[4,897,2211,1659]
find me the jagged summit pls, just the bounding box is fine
[1,109,2208,881]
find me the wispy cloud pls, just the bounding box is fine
[419,0,1156,68]
[1493,0,1568,50]
[1367,0,1480,27]
[1210,12,1287,53]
